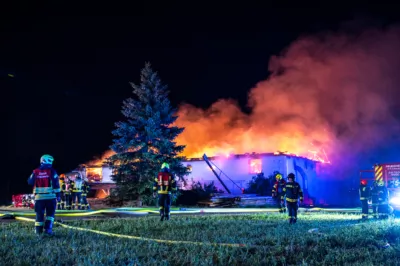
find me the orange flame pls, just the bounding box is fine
[173,100,331,163]
[86,150,116,166]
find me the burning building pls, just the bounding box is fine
[66,164,115,199]
[182,152,333,206]
[74,150,339,206]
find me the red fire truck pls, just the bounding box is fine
[360,162,400,211]
[11,194,35,209]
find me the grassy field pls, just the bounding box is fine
[1,212,400,265]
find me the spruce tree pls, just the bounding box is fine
[108,63,189,203]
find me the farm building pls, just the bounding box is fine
[64,151,352,206]
[182,152,333,206]
[73,152,341,206]
[66,165,115,199]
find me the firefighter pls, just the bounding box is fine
[153,162,177,221]
[359,179,371,220]
[376,180,390,219]
[282,173,303,224]
[57,174,65,210]
[27,154,61,236]
[59,174,70,210]
[272,173,286,213]
[70,174,83,210]
[81,179,90,210]
[64,176,72,210]
[371,181,379,218]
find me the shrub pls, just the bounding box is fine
[245,172,280,196]
[176,181,222,206]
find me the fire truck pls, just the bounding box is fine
[12,194,35,209]
[360,162,400,212]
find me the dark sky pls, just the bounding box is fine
[2,3,400,201]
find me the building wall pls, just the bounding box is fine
[74,154,341,205]
[101,166,113,183]
[182,154,320,198]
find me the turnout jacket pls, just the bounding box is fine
[153,169,177,194]
[28,164,61,200]
[359,184,371,200]
[282,181,304,203]
[272,179,286,198]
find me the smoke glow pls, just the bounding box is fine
[175,27,400,165]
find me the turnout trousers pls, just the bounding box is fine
[287,201,299,224]
[81,195,90,209]
[158,194,171,220]
[71,192,82,209]
[276,193,286,213]
[361,200,369,219]
[35,198,57,234]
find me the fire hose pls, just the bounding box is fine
[0,207,363,219]
[12,216,250,248]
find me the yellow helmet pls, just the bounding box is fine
[161,162,170,169]
[377,180,384,186]
[276,174,282,180]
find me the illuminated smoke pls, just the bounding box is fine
[91,26,400,172]
[175,26,400,167]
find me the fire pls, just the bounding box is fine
[173,101,332,163]
[86,150,116,166]
[90,28,400,166]
[86,167,103,182]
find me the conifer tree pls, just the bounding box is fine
[108,63,189,203]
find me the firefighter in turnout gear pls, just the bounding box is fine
[272,173,286,213]
[153,162,177,221]
[69,174,83,210]
[359,180,371,220]
[81,180,90,210]
[27,154,61,236]
[64,176,72,210]
[282,173,303,224]
[57,174,66,210]
[371,181,379,218]
[376,180,390,219]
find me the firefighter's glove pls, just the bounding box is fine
[152,192,157,198]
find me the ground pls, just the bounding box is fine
[1,210,400,265]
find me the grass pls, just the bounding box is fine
[1,212,400,265]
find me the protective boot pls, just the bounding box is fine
[160,215,165,221]
[289,218,293,224]
[44,218,55,237]
[35,225,44,235]
[293,218,297,224]
[165,214,170,221]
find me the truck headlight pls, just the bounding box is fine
[389,197,400,205]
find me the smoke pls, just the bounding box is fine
[175,26,400,170]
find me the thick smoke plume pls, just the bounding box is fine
[175,26,400,167]
[89,26,400,174]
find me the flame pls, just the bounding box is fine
[86,150,116,166]
[172,101,331,163]
[87,126,330,166]
[86,167,103,182]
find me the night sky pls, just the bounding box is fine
[3,3,400,202]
